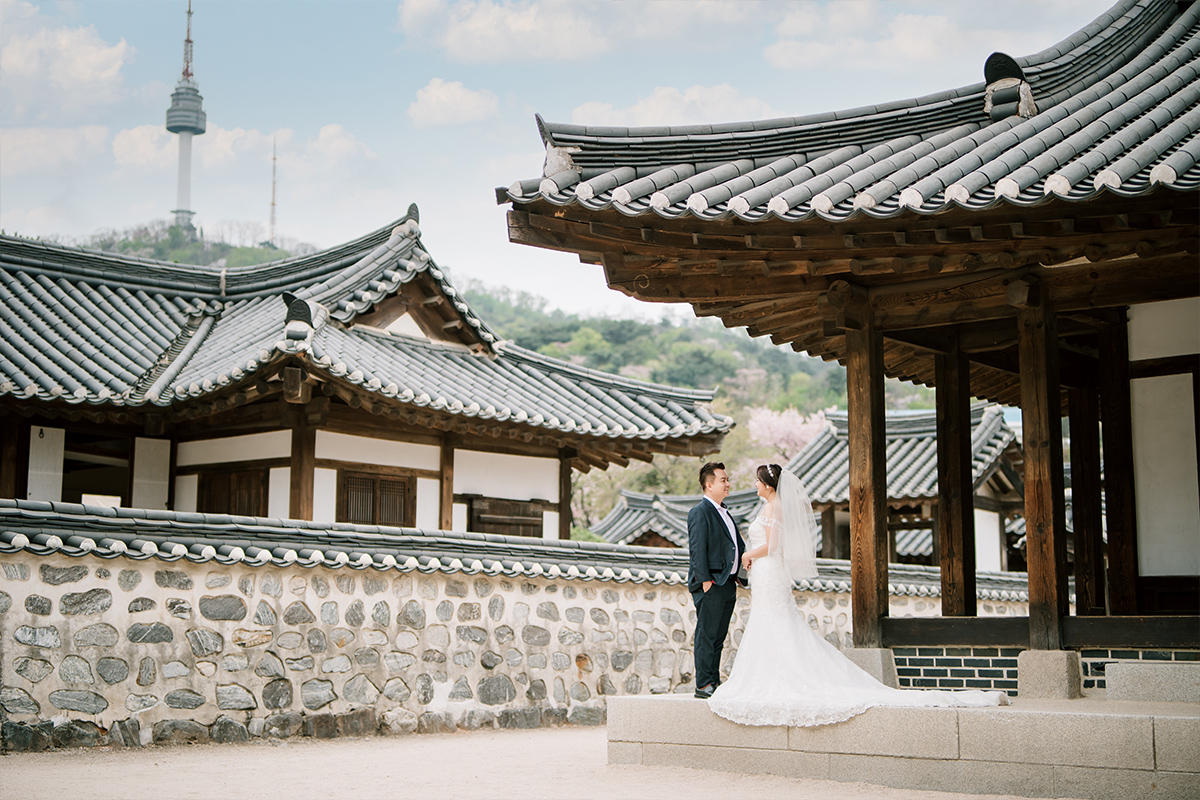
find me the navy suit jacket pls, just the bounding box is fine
[687,498,747,595]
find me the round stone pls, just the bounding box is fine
[206,572,232,588]
[284,656,314,671]
[154,570,192,590]
[216,683,257,710]
[329,628,355,648]
[25,595,51,615]
[311,576,330,598]
[415,674,434,704]
[487,596,505,621]
[505,648,523,667]
[15,656,53,683]
[255,651,285,678]
[127,622,172,644]
[590,608,611,625]
[344,674,381,704]
[552,652,571,670]
[15,625,61,648]
[166,598,192,619]
[137,657,156,686]
[49,689,108,714]
[41,565,88,585]
[382,677,411,702]
[598,674,617,695]
[165,688,206,709]
[480,651,502,670]
[307,629,327,653]
[260,574,283,598]
[222,654,249,671]
[59,655,94,683]
[200,595,247,621]
[394,631,418,649]
[276,632,303,650]
[528,653,547,669]
[336,575,355,594]
[196,661,217,677]
[128,597,156,613]
[185,627,223,656]
[263,678,293,709]
[384,651,416,672]
[436,600,453,621]
[521,625,550,646]
[494,625,514,644]
[74,623,118,648]
[456,625,487,644]
[371,601,391,627]
[477,675,516,706]
[363,575,386,595]
[565,607,584,623]
[345,600,365,627]
[210,715,249,743]
[660,607,682,625]
[125,693,158,711]
[254,601,277,626]
[362,629,388,645]
[301,678,336,710]
[399,601,425,629]
[447,676,472,701]
[0,590,9,614]
[321,655,352,673]
[282,601,314,625]
[320,601,339,625]
[558,629,584,646]
[354,648,380,668]
[445,579,467,598]
[536,602,559,621]
[1,686,39,715]
[457,603,481,621]
[117,569,141,591]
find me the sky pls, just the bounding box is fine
[2,0,1116,317]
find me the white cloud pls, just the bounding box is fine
[0,125,108,174]
[408,78,499,128]
[400,0,611,63]
[112,125,175,170]
[197,126,276,169]
[0,3,131,119]
[573,84,780,127]
[0,203,73,237]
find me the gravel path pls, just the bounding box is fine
[1,726,1076,800]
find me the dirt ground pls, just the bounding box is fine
[0,726,1082,800]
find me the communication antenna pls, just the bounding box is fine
[269,138,277,246]
[166,0,206,228]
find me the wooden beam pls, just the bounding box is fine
[821,507,837,559]
[935,334,977,616]
[846,318,888,648]
[439,434,455,531]
[0,416,19,499]
[1061,615,1200,649]
[1068,386,1106,616]
[559,448,575,541]
[1099,316,1140,614]
[882,616,1031,648]
[1018,295,1069,650]
[288,411,316,521]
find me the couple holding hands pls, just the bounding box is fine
[686,461,1007,728]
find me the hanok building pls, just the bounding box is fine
[0,206,732,539]
[501,0,1199,687]
[596,405,1025,572]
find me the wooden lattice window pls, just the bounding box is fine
[338,471,413,527]
[198,468,268,517]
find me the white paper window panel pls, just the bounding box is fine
[1131,373,1200,576]
[131,437,171,510]
[973,508,1004,573]
[315,431,439,471]
[313,468,338,524]
[542,510,560,541]
[268,467,290,519]
[452,503,468,533]
[174,474,199,513]
[415,477,440,529]
[27,425,65,502]
[176,431,291,466]
[1128,298,1200,361]
[454,450,558,503]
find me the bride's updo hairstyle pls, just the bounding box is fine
[756,463,782,491]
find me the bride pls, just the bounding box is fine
[707,464,1010,728]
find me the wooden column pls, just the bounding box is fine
[935,337,977,616]
[846,320,888,648]
[0,416,19,499]
[558,448,575,540]
[439,435,455,531]
[1017,293,1069,650]
[1068,386,1106,615]
[288,415,316,521]
[1099,317,1139,614]
[821,507,837,559]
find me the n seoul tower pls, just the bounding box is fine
[165,1,206,228]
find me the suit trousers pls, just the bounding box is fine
[691,578,737,690]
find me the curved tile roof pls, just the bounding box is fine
[0,499,1031,601]
[0,209,731,447]
[789,404,1019,505]
[505,0,1199,222]
[593,488,761,547]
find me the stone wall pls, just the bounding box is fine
[0,552,1027,751]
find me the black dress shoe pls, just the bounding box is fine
[694,684,715,699]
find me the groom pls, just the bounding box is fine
[687,461,746,699]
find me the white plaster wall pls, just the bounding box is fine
[315,431,439,471]
[176,431,291,467]
[385,313,426,338]
[131,438,171,510]
[452,503,468,532]
[973,508,1004,573]
[268,467,290,519]
[27,425,64,502]
[454,450,558,502]
[1131,373,1200,576]
[313,467,337,523]
[1128,298,1200,361]
[416,477,440,529]
[543,510,560,540]
[174,474,198,512]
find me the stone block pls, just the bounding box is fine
[1052,765,1200,800]
[336,708,377,737]
[959,707,1154,769]
[1155,715,1200,773]
[498,707,541,729]
[380,708,418,735]
[2,721,53,752]
[417,712,455,734]
[843,647,899,688]
[152,720,210,745]
[1017,650,1082,699]
[643,743,830,780]
[829,754,1054,797]
[304,713,339,739]
[541,707,568,727]
[568,705,606,726]
[789,706,959,759]
[607,696,788,750]
[109,719,141,748]
[263,712,303,739]
[49,690,108,714]
[608,741,642,765]
[458,709,496,730]
[210,716,250,744]
[1106,662,1200,703]
[50,720,106,749]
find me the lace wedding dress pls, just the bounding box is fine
[707,515,1010,727]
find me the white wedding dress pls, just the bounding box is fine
[708,515,1010,727]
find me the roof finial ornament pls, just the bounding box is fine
[983,52,1037,122]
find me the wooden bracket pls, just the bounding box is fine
[1006,278,1041,309]
[283,366,311,404]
